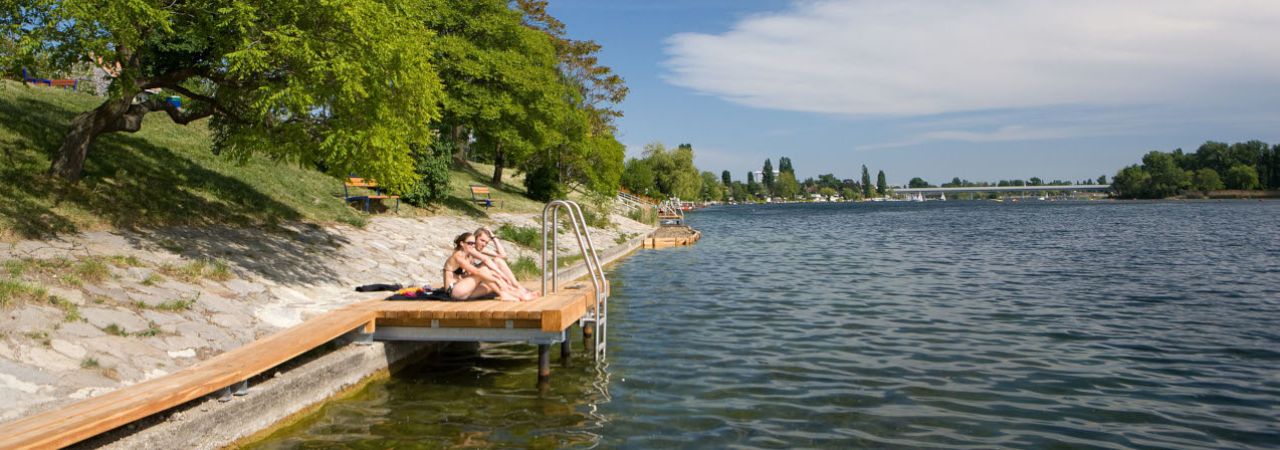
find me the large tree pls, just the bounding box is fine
[861,165,872,197]
[762,158,774,196]
[778,157,793,174]
[426,0,567,185]
[514,0,627,195]
[876,170,887,195]
[775,171,800,199]
[10,0,443,191]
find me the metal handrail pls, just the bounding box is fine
[542,200,609,359]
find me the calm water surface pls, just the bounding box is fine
[251,201,1280,449]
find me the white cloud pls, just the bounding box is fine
[664,0,1280,117]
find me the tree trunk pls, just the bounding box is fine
[48,96,134,182]
[491,143,504,185]
[451,125,470,165]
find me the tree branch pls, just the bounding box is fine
[102,96,213,133]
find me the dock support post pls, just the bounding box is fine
[560,339,571,365]
[537,344,552,384]
[582,323,594,352]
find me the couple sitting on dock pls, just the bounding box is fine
[443,227,539,301]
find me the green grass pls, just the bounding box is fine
[158,259,230,282]
[50,295,81,322]
[153,296,196,311]
[0,80,384,239]
[509,256,541,281]
[73,259,110,283]
[0,79,594,238]
[141,273,163,286]
[497,223,542,249]
[136,322,162,337]
[24,331,51,347]
[0,278,47,307]
[103,323,127,337]
[81,357,99,369]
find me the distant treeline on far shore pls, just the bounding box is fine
[1113,140,1280,199]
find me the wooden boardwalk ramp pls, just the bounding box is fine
[0,284,598,450]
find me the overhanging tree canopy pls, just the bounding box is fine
[8,0,444,192]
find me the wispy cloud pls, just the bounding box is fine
[663,0,1280,117]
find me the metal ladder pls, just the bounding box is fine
[542,200,609,360]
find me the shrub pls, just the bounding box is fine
[625,207,657,225]
[522,161,564,202]
[401,143,451,206]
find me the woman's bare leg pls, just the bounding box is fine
[492,258,539,296]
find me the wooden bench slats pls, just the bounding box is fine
[344,176,399,213]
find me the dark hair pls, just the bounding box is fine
[453,232,473,250]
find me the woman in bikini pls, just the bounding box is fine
[442,233,533,301]
[473,227,539,298]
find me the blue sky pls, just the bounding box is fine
[547,0,1280,186]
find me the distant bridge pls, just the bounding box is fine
[894,184,1112,194]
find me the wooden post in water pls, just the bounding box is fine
[538,344,551,384]
[583,323,595,353]
[561,338,571,364]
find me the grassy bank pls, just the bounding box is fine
[0,80,543,240]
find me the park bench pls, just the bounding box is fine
[470,184,503,209]
[344,176,400,213]
[22,68,78,90]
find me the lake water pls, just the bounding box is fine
[249,201,1280,449]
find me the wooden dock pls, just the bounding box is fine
[643,229,701,249]
[0,284,598,450]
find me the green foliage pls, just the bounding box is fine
[1225,164,1259,190]
[53,296,81,322]
[1192,168,1224,192]
[775,171,801,199]
[509,256,540,281]
[153,298,196,312]
[876,170,888,195]
[497,224,542,249]
[401,143,452,206]
[522,159,565,202]
[74,259,110,283]
[8,0,445,189]
[625,207,656,225]
[699,171,724,202]
[81,357,100,369]
[762,159,775,195]
[818,187,838,198]
[0,278,50,307]
[861,165,873,197]
[621,159,656,196]
[625,142,701,200]
[103,323,127,337]
[159,259,230,283]
[580,192,615,229]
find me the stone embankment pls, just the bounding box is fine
[0,212,652,424]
